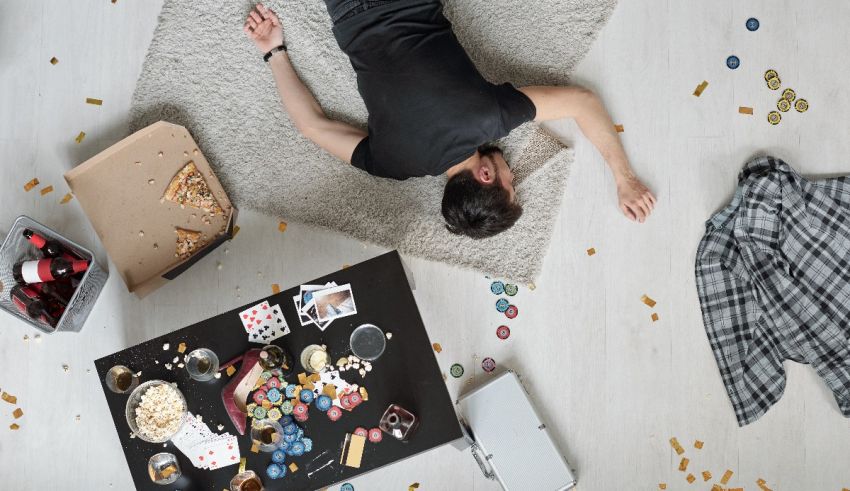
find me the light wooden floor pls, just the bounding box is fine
[2,0,850,490]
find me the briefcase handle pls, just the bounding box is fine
[470,442,495,480]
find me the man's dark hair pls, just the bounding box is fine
[441,144,522,239]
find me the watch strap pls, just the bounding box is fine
[263,44,288,62]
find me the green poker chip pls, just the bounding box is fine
[450,363,464,378]
[504,283,518,296]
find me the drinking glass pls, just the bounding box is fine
[148,452,181,485]
[105,365,139,394]
[250,418,285,452]
[185,348,219,381]
[230,470,264,491]
[299,344,330,373]
[350,324,386,361]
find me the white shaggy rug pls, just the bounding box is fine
[130,0,618,282]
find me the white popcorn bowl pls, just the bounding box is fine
[125,380,188,443]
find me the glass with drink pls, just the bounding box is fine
[185,348,219,382]
[379,404,419,442]
[230,470,264,491]
[250,418,284,452]
[148,452,181,485]
[258,345,293,374]
[105,365,139,394]
[299,344,330,373]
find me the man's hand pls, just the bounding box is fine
[617,172,656,223]
[244,3,284,54]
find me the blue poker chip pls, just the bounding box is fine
[299,388,315,404]
[287,441,305,456]
[302,437,313,452]
[266,387,282,403]
[726,55,740,69]
[279,440,290,451]
[296,428,304,441]
[340,484,355,491]
[271,449,286,464]
[284,384,298,399]
[495,298,509,313]
[266,463,285,479]
[746,17,759,31]
[490,281,505,295]
[283,423,297,435]
[315,394,332,411]
[279,415,293,427]
[283,432,297,443]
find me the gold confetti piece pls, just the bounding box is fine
[250,443,259,453]
[728,488,744,491]
[177,342,187,353]
[432,343,442,353]
[12,408,23,419]
[359,387,368,401]
[226,365,236,376]
[278,221,287,232]
[239,457,246,474]
[686,473,695,484]
[586,247,596,256]
[739,106,753,115]
[23,178,39,192]
[669,437,684,455]
[409,484,420,491]
[232,225,240,238]
[694,440,703,449]
[272,284,280,294]
[50,57,59,65]
[288,463,298,472]
[75,131,86,144]
[658,485,667,490]
[342,264,350,269]
[298,373,308,385]
[60,193,73,204]
[85,98,103,106]
[40,185,54,196]
[1,392,17,405]
[711,485,723,491]
[614,124,624,133]
[756,478,772,491]
[693,80,709,97]
[702,470,712,481]
[678,457,689,472]
[641,294,657,308]
[651,312,659,322]
[720,469,734,485]
[9,423,19,430]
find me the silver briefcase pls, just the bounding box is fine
[455,370,577,491]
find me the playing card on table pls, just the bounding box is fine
[171,413,212,455]
[239,300,272,334]
[248,303,289,344]
[206,434,240,470]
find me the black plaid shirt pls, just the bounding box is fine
[695,156,850,426]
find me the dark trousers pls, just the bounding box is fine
[323,0,398,24]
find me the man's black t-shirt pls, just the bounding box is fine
[331,0,537,180]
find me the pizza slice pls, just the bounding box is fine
[163,161,224,215]
[175,227,207,259]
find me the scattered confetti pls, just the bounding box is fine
[756,478,772,491]
[432,343,442,353]
[12,408,23,419]
[669,437,684,455]
[177,342,187,354]
[50,57,59,65]
[62,364,70,372]
[1,392,17,405]
[75,131,86,144]
[586,247,596,256]
[641,294,657,308]
[686,473,695,484]
[409,484,420,491]
[60,193,74,204]
[614,124,624,133]
[232,225,241,238]
[678,457,689,472]
[23,178,39,192]
[239,457,247,474]
[658,485,667,490]
[694,440,703,449]
[288,463,298,472]
[651,312,659,322]
[40,185,54,196]
[9,423,19,430]
[693,81,709,97]
[250,443,259,453]
[711,485,723,491]
[272,284,280,294]
[720,469,733,485]
[702,470,712,481]
[278,221,287,233]
[739,106,754,115]
[86,98,103,106]
[226,365,236,377]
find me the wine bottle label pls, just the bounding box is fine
[28,233,47,249]
[20,260,53,283]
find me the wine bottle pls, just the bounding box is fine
[12,257,89,284]
[30,281,76,306]
[10,285,60,327]
[22,229,65,258]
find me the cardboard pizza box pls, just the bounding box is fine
[65,121,237,298]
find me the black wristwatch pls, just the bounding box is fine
[263,44,288,62]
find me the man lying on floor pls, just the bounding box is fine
[244,1,656,238]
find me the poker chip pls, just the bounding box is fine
[327,406,343,421]
[293,403,308,417]
[302,437,313,452]
[283,423,298,435]
[481,357,496,373]
[247,403,258,414]
[767,111,782,125]
[283,432,297,443]
[341,484,355,491]
[746,17,759,31]
[252,406,267,420]
[260,371,273,381]
[287,441,305,457]
[340,394,352,410]
[795,99,808,113]
[349,392,363,407]
[280,400,294,415]
[495,298,510,313]
[279,440,290,452]
[764,69,778,81]
[496,325,511,340]
[782,88,796,102]
[766,76,781,90]
[252,389,268,405]
[299,389,314,404]
[504,305,518,319]
[296,428,304,440]
[266,388,282,403]
[490,281,505,295]
[726,55,740,70]
[315,395,332,411]
[503,283,518,296]
[266,463,285,479]
[270,368,283,377]
[266,377,281,389]
[450,363,464,378]
[777,98,791,112]
[354,427,368,437]
[271,449,286,464]
[267,408,282,421]
[279,415,293,426]
[284,384,298,399]
[368,428,383,443]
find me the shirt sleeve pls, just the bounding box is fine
[350,136,406,180]
[490,82,537,135]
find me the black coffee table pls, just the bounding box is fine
[95,251,462,490]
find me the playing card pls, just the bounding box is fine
[238,300,272,334]
[248,303,289,344]
[206,434,240,470]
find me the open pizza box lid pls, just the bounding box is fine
[65,121,237,298]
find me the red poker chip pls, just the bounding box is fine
[504,305,518,319]
[252,389,268,405]
[349,393,362,406]
[294,403,308,415]
[368,428,383,443]
[496,326,511,340]
[481,357,496,373]
[294,413,308,423]
[327,406,342,421]
[339,394,352,410]
[354,427,368,437]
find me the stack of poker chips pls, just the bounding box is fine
[265,432,312,480]
[764,69,808,125]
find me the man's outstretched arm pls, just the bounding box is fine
[245,4,366,163]
[519,85,656,222]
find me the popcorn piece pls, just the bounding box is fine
[23,178,40,192]
[614,124,624,133]
[162,343,170,351]
[217,424,224,431]
[385,332,393,340]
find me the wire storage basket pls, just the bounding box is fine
[0,215,107,333]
